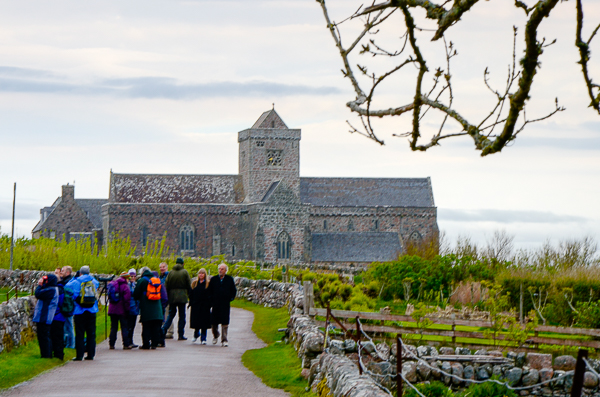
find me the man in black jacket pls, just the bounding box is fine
[208,263,237,347]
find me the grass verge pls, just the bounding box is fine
[232,300,314,396]
[0,306,109,390]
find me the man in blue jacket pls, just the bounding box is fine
[66,265,100,361]
[33,274,61,358]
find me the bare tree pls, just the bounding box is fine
[316,0,598,156]
[484,230,515,262]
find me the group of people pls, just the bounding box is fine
[33,258,237,361]
[34,265,99,361]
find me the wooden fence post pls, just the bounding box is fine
[571,349,588,397]
[397,334,402,397]
[356,315,362,375]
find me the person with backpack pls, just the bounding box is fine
[125,268,140,348]
[66,265,100,361]
[108,271,133,350]
[133,267,164,349]
[161,258,192,341]
[59,266,75,349]
[189,268,211,344]
[33,274,61,359]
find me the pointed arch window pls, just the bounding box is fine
[180,224,195,252]
[277,232,291,260]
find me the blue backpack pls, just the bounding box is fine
[107,282,120,303]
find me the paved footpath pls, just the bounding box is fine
[1,308,289,397]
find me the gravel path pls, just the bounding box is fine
[1,307,289,397]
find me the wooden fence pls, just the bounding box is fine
[307,307,600,350]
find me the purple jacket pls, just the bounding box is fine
[107,277,131,316]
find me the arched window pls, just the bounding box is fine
[409,231,422,241]
[277,232,291,260]
[180,224,195,252]
[141,226,148,248]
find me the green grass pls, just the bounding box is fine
[0,287,31,303]
[232,300,314,396]
[0,305,108,390]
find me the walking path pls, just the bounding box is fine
[1,308,289,397]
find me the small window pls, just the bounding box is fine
[409,231,422,241]
[232,244,236,257]
[271,120,275,128]
[266,150,282,166]
[348,219,354,231]
[180,224,195,252]
[256,140,265,147]
[323,220,328,231]
[213,235,221,256]
[141,226,148,248]
[277,232,291,259]
[374,219,379,230]
[49,231,56,239]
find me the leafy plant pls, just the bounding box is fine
[404,381,453,397]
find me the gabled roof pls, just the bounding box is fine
[311,232,402,262]
[300,177,434,207]
[252,109,288,129]
[32,198,107,233]
[110,173,244,204]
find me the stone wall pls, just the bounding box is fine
[0,296,36,354]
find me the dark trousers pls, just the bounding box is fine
[162,303,186,338]
[74,311,96,359]
[193,328,208,341]
[50,320,65,360]
[36,322,52,358]
[126,314,138,346]
[109,314,129,348]
[141,320,162,348]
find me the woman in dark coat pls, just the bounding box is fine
[189,268,211,344]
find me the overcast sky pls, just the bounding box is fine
[0,0,598,251]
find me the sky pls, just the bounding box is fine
[0,0,599,252]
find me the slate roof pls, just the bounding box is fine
[32,198,107,233]
[311,232,402,262]
[110,173,244,204]
[300,177,434,207]
[76,199,108,229]
[252,109,288,129]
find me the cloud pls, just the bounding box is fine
[439,208,588,224]
[0,66,341,99]
[0,202,43,220]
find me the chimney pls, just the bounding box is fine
[62,184,75,201]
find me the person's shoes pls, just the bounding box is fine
[84,356,94,360]
[201,340,207,345]
[109,346,115,350]
[131,344,139,348]
[72,357,83,361]
[140,346,151,350]
[156,343,165,348]
[212,337,218,345]
[222,341,228,347]
[123,345,132,350]
[178,336,188,341]
[150,346,157,350]
[192,337,198,342]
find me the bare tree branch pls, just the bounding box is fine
[576,0,600,115]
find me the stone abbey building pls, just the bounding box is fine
[33,110,438,265]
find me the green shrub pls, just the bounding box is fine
[404,381,453,397]
[458,378,516,397]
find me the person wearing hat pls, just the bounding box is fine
[65,265,100,361]
[161,258,192,341]
[33,273,61,358]
[125,268,140,348]
[108,271,133,350]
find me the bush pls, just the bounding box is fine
[404,381,453,397]
[457,378,517,397]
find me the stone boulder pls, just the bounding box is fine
[521,369,540,386]
[417,360,431,380]
[584,371,599,388]
[553,355,576,371]
[526,353,552,370]
[439,347,454,355]
[506,367,523,386]
[451,362,464,385]
[402,362,418,383]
